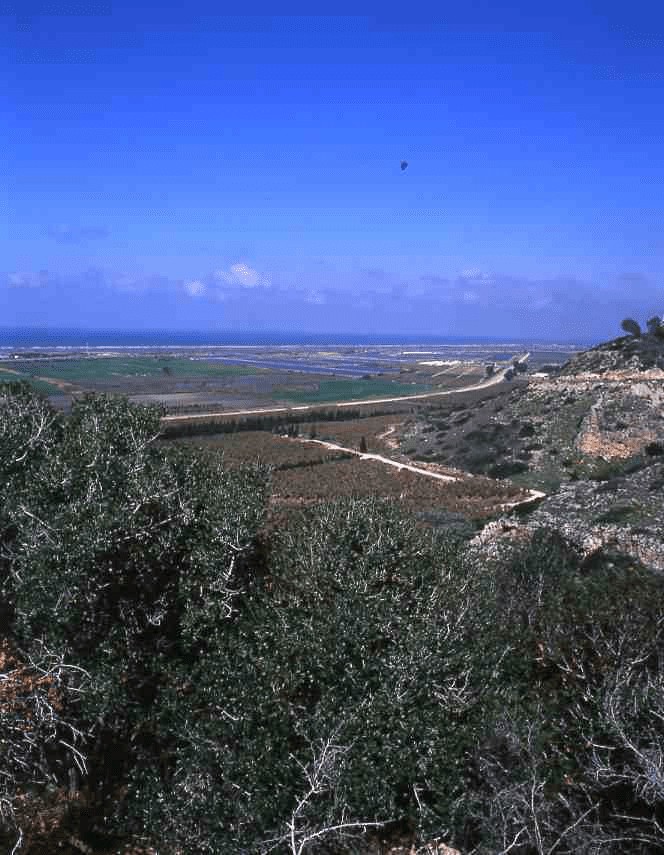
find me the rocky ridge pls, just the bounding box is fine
[558,332,664,375]
[467,332,664,575]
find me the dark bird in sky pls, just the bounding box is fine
[400,160,408,171]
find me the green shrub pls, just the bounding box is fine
[646,315,662,335]
[0,387,269,841]
[621,317,642,338]
[132,499,490,852]
[518,421,536,437]
[457,529,664,854]
[487,459,529,478]
[587,454,647,481]
[3,383,663,854]
[594,503,642,524]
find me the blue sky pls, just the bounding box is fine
[4,1,664,341]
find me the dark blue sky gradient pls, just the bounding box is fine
[4,2,664,340]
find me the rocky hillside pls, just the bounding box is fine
[559,330,664,375]
[402,331,664,575]
[469,457,664,576]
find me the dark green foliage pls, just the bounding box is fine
[4,393,267,664]
[0,381,62,489]
[647,315,662,335]
[586,453,648,481]
[130,500,490,852]
[620,317,642,338]
[0,385,268,840]
[161,407,389,439]
[2,382,663,854]
[458,529,664,853]
[649,470,664,492]
[459,448,496,469]
[487,459,529,478]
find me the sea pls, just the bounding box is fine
[0,327,595,351]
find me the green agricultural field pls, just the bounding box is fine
[0,367,62,394]
[274,378,431,404]
[16,357,261,384]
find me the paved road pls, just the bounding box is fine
[163,361,546,511]
[161,365,516,424]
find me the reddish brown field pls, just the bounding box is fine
[299,414,408,452]
[174,417,529,524]
[270,458,525,519]
[180,431,352,468]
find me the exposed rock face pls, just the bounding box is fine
[558,334,664,375]
[408,365,663,494]
[469,460,664,575]
[461,331,664,574]
[405,330,664,590]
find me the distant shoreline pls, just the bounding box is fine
[0,327,596,351]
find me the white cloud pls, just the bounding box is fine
[7,270,48,288]
[305,289,325,305]
[459,268,494,284]
[213,263,271,289]
[184,279,206,297]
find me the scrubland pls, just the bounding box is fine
[1,332,663,854]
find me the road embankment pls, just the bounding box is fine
[160,368,517,427]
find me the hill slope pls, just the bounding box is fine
[403,332,664,573]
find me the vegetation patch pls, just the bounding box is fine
[16,356,261,385]
[181,430,352,469]
[0,367,63,393]
[2,367,664,855]
[273,378,431,403]
[593,503,644,525]
[585,454,648,481]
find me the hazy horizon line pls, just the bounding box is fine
[0,325,598,347]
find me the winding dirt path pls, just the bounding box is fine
[286,436,547,510]
[161,356,545,512]
[290,436,459,481]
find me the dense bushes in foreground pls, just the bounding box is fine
[1,383,663,854]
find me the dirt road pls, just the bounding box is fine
[0,365,76,392]
[286,435,547,510]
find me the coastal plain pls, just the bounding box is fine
[0,342,580,530]
[0,341,578,413]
